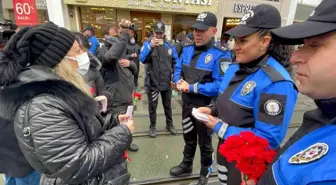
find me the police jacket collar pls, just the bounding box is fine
[315,98,336,120]
[194,38,215,51]
[237,54,268,75]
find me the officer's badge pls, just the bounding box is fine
[205,54,213,64]
[168,49,172,56]
[220,62,230,73]
[289,143,329,164]
[240,81,256,96]
[264,100,282,116]
[89,41,92,47]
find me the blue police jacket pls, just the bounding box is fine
[139,39,179,91]
[271,123,336,185]
[88,35,100,55]
[174,42,232,97]
[213,56,298,149]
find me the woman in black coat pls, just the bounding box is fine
[0,22,134,185]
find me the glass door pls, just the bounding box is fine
[131,11,161,45]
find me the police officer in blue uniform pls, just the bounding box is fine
[253,1,336,185]
[139,21,178,137]
[83,26,100,55]
[197,5,298,185]
[170,12,232,185]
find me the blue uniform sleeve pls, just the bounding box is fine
[189,52,232,97]
[88,37,99,55]
[308,181,336,185]
[139,41,152,64]
[174,50,183,84]
[213,81,298,149]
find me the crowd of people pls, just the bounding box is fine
[1,0,336,185]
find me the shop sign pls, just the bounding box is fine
[128,0,213,10]
[233,3,254,13]
[13,0,39,26]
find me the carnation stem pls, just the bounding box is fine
[244,174,248,181]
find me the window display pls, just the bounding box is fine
[80,6,117,38]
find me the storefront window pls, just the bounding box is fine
[131,11,161,44]
[172,14,197,41]
[37,10,49,24]
[221,18,241,41]
[80,7,117,38]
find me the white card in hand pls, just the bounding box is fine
[126,105,134,117]
[121,106,134,125]
[192,108,210,122]
[95,96,108,113]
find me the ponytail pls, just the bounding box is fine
[257,29,293,74]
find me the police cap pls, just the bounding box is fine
[271,0,336,45]
[226,4,281,38]
[153,21,166,33]
[191,12,217,31]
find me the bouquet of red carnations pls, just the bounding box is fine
[218,131,276,184]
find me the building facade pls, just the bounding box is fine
[294,0,321,22]
[215,0,298,41]
[1,0,49,25]
[63,0,220,43]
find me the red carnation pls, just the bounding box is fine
[90,87,96,94]
[133,92,142,100]
[219,131,276,184]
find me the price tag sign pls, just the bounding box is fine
[13,0,39,26]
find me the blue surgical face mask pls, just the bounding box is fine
[66,52,90,75]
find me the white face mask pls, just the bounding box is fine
[130,39,135,44]
[66,52,90,75]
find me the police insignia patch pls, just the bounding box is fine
[220,61,230,73]
[205,54,213,64]
[168,49,172,56]
[264,100,282,116]
[240,81,256,96]
[289,143,329,164]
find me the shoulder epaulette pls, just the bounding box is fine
[183,41,194,48]
[213,44,227,52]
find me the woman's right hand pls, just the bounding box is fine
[241,173,256,185]
[120,116,134,133]
[118,114,129,123]
[198,107,212,115]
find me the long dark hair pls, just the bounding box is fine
[257,29,293,74]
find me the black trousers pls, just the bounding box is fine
[216,140,241,185]
[147,89,173,128]
[182,103,214,176]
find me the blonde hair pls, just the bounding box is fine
[55,59,92,97]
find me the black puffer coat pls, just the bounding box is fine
[98,33,137,111]
[0,65,132,185]
[85,53,105,97]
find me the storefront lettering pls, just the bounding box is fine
[128,0,212,8]
[233,3,254,13]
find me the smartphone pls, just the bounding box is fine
[157,39,164,45]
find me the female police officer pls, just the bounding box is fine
[244,0,336,185]
[197,4,298,185]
